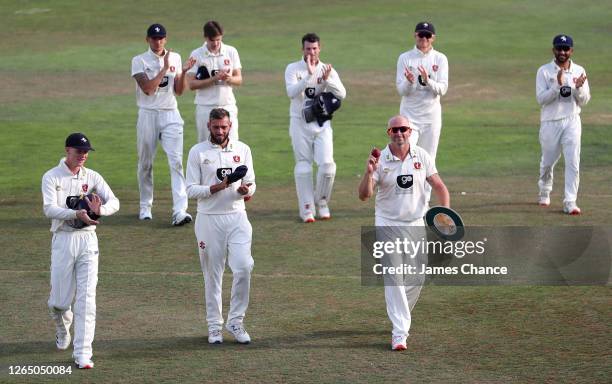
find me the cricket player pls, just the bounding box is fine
[187,20,242,142]
[396,21,448,202]
[42,133,120,369]
[358,115,450,351]
[536,34,590,214]
[131,23,196,225]
[186,108,255,344]
[285,33,346,222]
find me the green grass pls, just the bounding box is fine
[1,0,611,382]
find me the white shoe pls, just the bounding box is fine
[56,330,71,350]
[74,357,94,369]
[208,329,223,344]
[139,207,152,220]
[391,335,407,351]
[563,202,581,215]
[303,212,316,223]
[538,192,550,207]
[317,203,331,220]
[172,211,192,226]
[226,323,251,344]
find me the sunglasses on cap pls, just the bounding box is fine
[554,45,571,52]
[417,31,433,39]
[389,126,411,133]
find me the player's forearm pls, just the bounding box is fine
[187,184,212,199]
[174,72,187,95]
[430,178,450,207]
[396,79,415,96]
[358,174,374,201]
[139,71,168,95]
[427,78,448,96]
[286,74,312,98]
[188,76,217,90]
[43,204,78,220]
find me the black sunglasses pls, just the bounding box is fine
[417,31,432,39]
[554,45,571,52]
[390,126,411,133]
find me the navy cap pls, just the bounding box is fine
[415,21,435,34]
[65,133,94,151]
[553,34,573,47]
[147,23,167,38]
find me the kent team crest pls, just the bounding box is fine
[233,155,241,163]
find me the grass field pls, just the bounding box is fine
[1,0,611,383]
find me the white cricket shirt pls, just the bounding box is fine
[373,144,437,223]
[187,42,242,106]
[131,48,182,110]
[285,58,346,119]
[536,59,590,122]
[396,46,448,125]
[42,158,120,233]
[186,140,256,214]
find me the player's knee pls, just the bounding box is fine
[231,260,254,276]
[318,161,336,176]
[295,161,312,176]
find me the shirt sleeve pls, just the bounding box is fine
[396,54,416,96]
[93,172,120,216]
[186,147,212,199]
[423,151,438,178]
[285,62,313,99]
[41,173,77,220]
[131,56,144,77]
[427,54,448,96]
[242,146,256,197]
[324,67,346,100]
[536,65,560,106]
[232,47,242,70]
[187,49,199,75]
[574,70,591,107]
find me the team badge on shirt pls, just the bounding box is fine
[414,162,422,170]
[224,59,230,65]
[233,155,241,163]
[170,66,175,72]
[432,65,439,72]
[199,241,206,249]
[82,184,89,192]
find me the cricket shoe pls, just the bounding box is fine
[208,329,223,344]
[139,207,152,220]
[51,310,72,350]
[563,202,581,215]
[226,323,251,344]
[317,203,331,220]
[303,212,316,223]
[56,331,71,351]
[172,211,192,226]
[74,357,94,369]
[538,192,550,207]
[391,335,407,351]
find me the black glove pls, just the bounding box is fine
[195,65,210,80]
[66,194,101,228]
[227,165,248,184]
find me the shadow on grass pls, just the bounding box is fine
[0,329,391,358]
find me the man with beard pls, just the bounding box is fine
[185,108,256,344]
[536,34,590,214]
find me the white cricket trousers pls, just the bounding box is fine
[195,211,254,331]
[289,117,336,219]
[48,231,98,360]
[409,119,442,204]
[195,104,239,143]
[376,217,426,338]
[137,108,188,215]
[538,115,582,203]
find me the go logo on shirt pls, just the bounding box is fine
[396,174,413,189]
[217,168,233,181]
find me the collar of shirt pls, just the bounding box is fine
[58,157,87,177]
[147,47,167,59]
[203,42,226,57]
[383,144,417,162]
[412,45,435,57]
[551,59,573,71]
[206,139,235,152]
